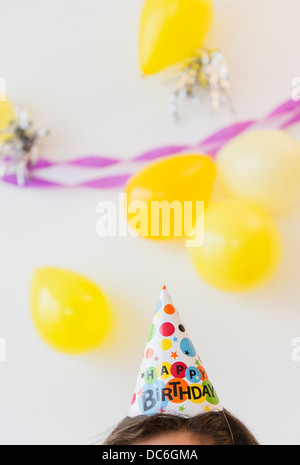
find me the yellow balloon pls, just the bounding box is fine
[0,97,15,142]
[125,154,216,239]
[30,268,112,354]
[217,130,300,212]
[189,199,282,292]
[140,0,214,74]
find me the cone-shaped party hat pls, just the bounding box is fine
[129,286,223,417]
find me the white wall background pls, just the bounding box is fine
[0,0,300,445]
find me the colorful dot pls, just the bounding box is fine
[131,393,136,405]
[165,378,189,404]
[159,339,172,351]
[202,381,219,405]
[148,324,156,342]
[178,324,185,333]
[185,366,201,383]
[159,322,175,337]
[144,367,157,384]
[164,304,175,315]
[156,362,172,380]
[171,361,187,379]
[155,299,162,314]
[180,338,196,357]
[198,366,209,381]
[138,380,169,415]
[189,384,205,404]
[146,348,154,359]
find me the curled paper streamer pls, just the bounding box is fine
[1,99,300,189]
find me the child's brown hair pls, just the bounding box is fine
[102,410,259,445]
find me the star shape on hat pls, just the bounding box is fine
[204,406,210,412]
[158,407,164,414]
[173,337,178,342]
[195,359,200,366]
[171,351,179,360]
[154,356,159,362]
[185,350,190,356]
[141,372,145,379]
[137,389,143,397]
[179,406,185,412]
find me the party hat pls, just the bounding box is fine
[129,286,223,417]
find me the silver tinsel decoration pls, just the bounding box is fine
[169,49,233,118]
[0,105,48,186]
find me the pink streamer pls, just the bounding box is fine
[2,98,300,189]
[198,120,255,146]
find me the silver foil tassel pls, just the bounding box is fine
[0,105,48,186]
[169,48,233,119]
